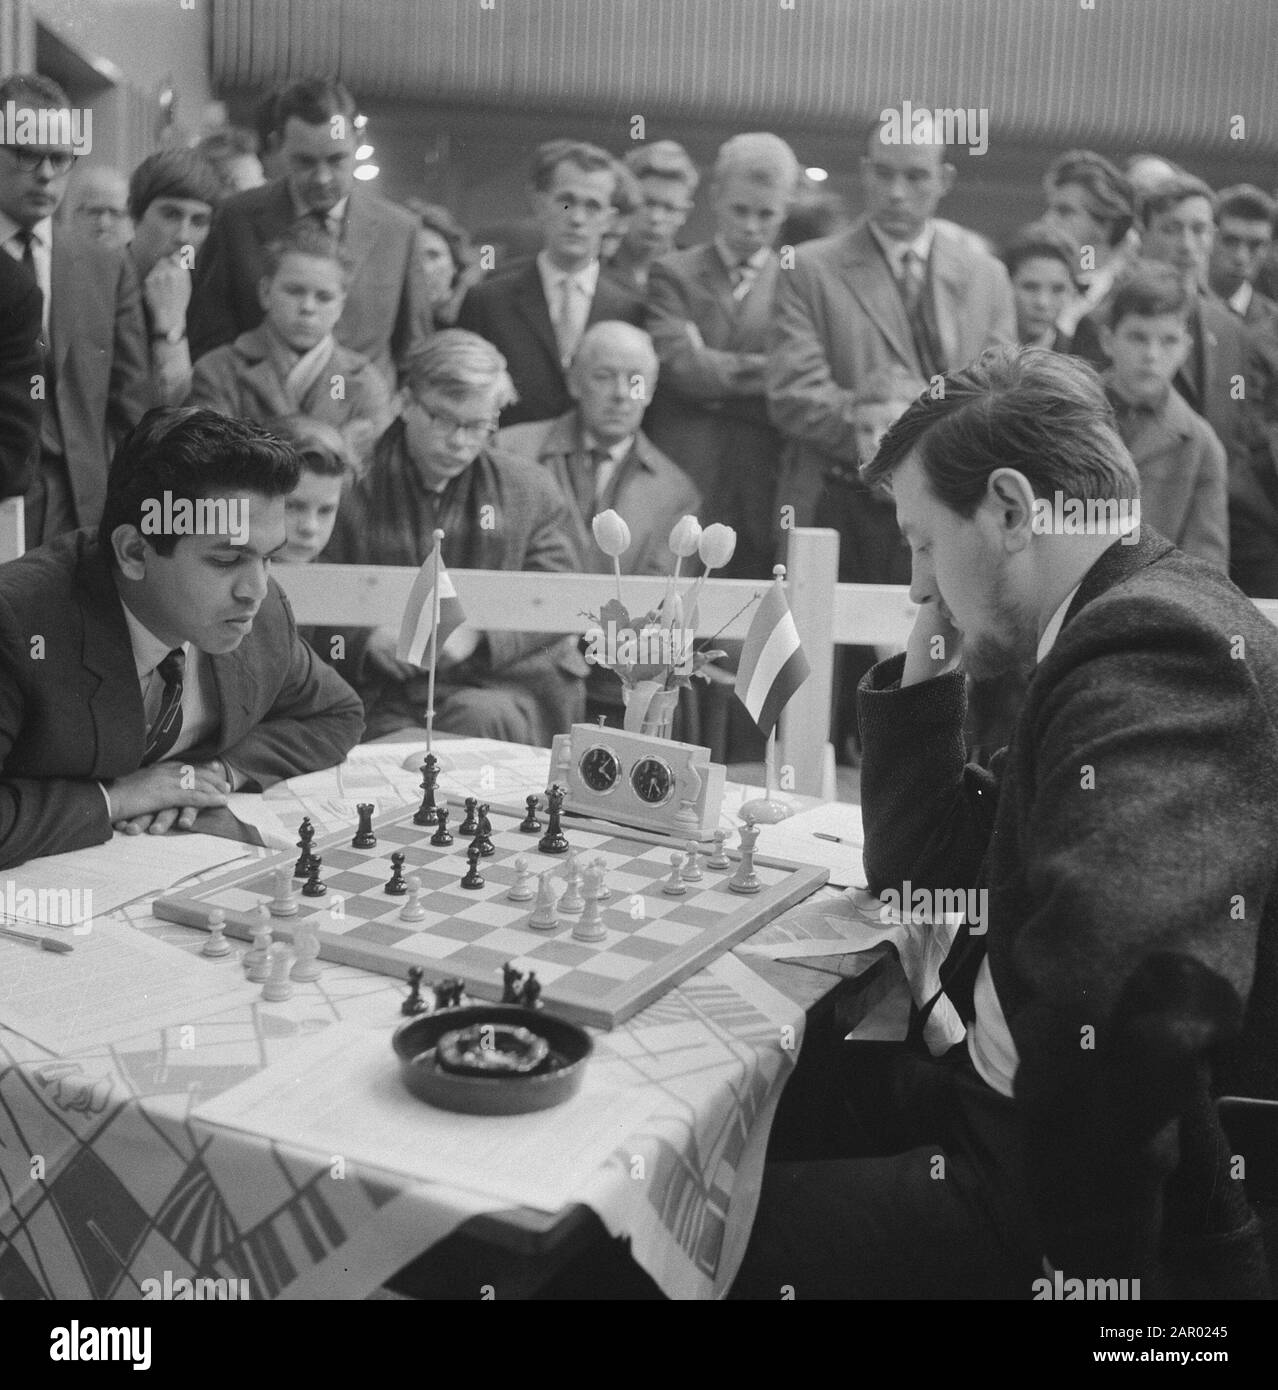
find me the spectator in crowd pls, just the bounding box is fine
[1123,152,1185,198]
[1041,150,1135,335]
[457,140,644,427]
[127,148,223,407]
[0,251,44,502]
[318,330,588,745]
[1101,261,1228,570]
[497,321,699,576]
[189,222,392,466]
[767,116,1015,531]
[1209,184,1277,327]
[645,132,801,578]
[194,127,266,197]
[0,74,151,547]
[404,199,476,329]
[266,415,357,564]
[780,189,850,247]
[252,87,288,182]
[606,141,699,292]
[65,166,132,249]
[189,75,430,391]
[599,158,640,267]
[1002,220,1079,350]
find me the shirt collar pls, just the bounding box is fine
[0,212,51,251]
[537,250,600,299]
[288,188,349,227]
[1036,584,1081,665]
[714,236,769,273]
[1228,281,1253,317]
[582,431,634,469]
[119,599,187,682]
[868,218,935,273]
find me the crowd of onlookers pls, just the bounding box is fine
[5,69,1278,755]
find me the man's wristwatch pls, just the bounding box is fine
[150,324,186,345]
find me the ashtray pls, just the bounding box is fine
[392,1005,592,1114]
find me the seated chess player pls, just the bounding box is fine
[318,329,588,746]
[0,408,365,869]
[496,321,701,576]
[733,347,1278,1300]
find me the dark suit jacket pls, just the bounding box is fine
[859,529,1278,1265]
[48,234,152,528]
[188,180,430,388]
[0,531,365,868]
[496,409,701,576]
[455,259,644,426]
[766,217,1016,523]
[0,251,43,498]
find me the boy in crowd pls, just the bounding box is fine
[606,141,699,293]
[1002,221,1079,351]
[267,415,357,564]
[0,408,364,869]
[127,148,224,406]
[189,222,391,466]
[1100,262,1228,570]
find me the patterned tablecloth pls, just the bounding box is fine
[0,743,840,1302]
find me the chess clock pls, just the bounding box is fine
[548,725,725,839]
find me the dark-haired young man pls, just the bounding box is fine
[127,148,223,405]
[734,347,1278,1300]
[1001,220,1079,351]
[0,408,363,869]
[1209,184,1277,327]
[456,140,644,426]
[188,76,429,389]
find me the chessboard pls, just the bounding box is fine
[153,799,828,1029]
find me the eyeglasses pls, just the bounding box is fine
[413,401,499,441]
[1,146,77,174]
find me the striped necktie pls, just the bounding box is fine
[142,648,186,765]
[731,259,758,301]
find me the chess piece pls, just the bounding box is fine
[202,908,232,957]
[572,864,606,942]
[261,942,294,1001]
[475,804,495,856]
[301,855,326,897]
[384,852,408,895]
[538,784,569,854]
[519,794,542,833]
[290,918,323,982]
[402,965,427,1016]
[460,797,479,835]
[729,820,762,894]
[507,855,534,902]
[294,817,317,878]
[412,753,440,827]
[244,905,273,980]
[591,856,612,902]
[681,842,704,882]
[675,798,699,832]
[707,829,730,870]
[529,871,559,930]
[460,844,485,890]
[501,960,524,1003]
[559,856,584,913]
[398,874,427,922]
[662,852,688,895]
[352,803,377,848]
[520,972,542,1009]
[269,866,299,916]
[430,805,453,847]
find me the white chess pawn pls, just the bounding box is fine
[507,855,534,902]
[398,874,428,922]
[707,829,730,870]
[662,852,688,896]
[591,855,612,901]
[559,860,584,913]
[290,919,323,983]
[202,908,232,957]
[269,865,299,917]
[244,905,273,981]
[261,942,294,1001]
[529,871,559,930]
[681,841,704,882]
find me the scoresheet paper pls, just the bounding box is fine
[0,915,259,1056]
[192,1021,647,1212]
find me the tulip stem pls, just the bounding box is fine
[613,556,623,604]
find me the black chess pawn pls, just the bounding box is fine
[384,851,408,895]
[538,784,569,855]
[501,961,524,1004]
[352,803,377,848]
[401,965,427,1017]
[519,794,542,833]
[301,855,326,897]
[520,972,542,1009]
[475,803,495,857]
[459,797,479,836]
[430,804,453,847]
[460,843,485,890]
[412,753,440,827]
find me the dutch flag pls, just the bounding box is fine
[396,544,466,667]
[735,580,811,739]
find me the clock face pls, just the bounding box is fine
[578,745,620,794]
[630,755,674,807]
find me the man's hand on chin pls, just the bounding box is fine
[901,596,964,687]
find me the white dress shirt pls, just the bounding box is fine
[867,219,936,283]
[1228,281,1254,318]
[537,251,600,363]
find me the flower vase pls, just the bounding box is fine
[622,683,680,740]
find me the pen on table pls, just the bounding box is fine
[0,924,74,953]
[813,832,849,845]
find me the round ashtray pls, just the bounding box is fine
[392,1005,592,1114]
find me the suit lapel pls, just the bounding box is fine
[928,229,966,371]
[842,224,917,369]
[208,628,261,749]
[341,192,379,285]
[252,181,296,246]
[49,237,76,375]
[730,251,779,347]
[512,263,561,364]
[1061,529,1176,634]
[75,542,147,771]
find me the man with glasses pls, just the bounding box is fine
[66,165,132,249]
[0,74,150,547]
[606,141,699,293]
[457,140,644,427]
[317,330,588,746]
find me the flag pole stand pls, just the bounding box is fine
[739,727,795,823]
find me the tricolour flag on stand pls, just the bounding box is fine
[735,581,810,739]
[396,546,465,666]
